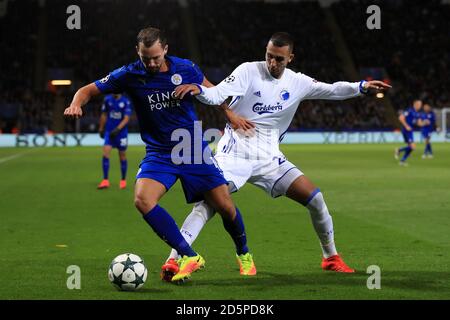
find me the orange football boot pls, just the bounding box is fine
[160,258,179,282]
[321,254,355,273]
[97,179,110,189]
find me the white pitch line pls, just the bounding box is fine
[0,150,34,165]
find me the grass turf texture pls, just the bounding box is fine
[0,144,449,300]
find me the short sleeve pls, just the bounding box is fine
[95,66,127,94]
[190,62,204,85]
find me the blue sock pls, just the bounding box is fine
[426,143,432,155]
[143,205,197,257]
[222,207,249,255]
[120,159,127,180]
[399,146,408,153]
[102,157,109,179]
[401,146,412,162]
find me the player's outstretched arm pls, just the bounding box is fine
[64,83,101,119]
[364,80,392,92]
[304,78,391,100]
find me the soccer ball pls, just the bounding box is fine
[108,253,148,291]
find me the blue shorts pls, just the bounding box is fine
[104,131,128,151]
[421,129,432,140]
[401,129,414,144]
[136,154,227,203]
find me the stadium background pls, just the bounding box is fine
[1,0,449,135]
[0,0,449,301]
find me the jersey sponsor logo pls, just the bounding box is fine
[171,73,183,85]
[280,89,290,101]
[224,75,235,83]
[109,111,123,120]
[99,74,110,83]
[252,102,283,115]
[147,91,181,111]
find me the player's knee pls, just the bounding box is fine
[134,194,157,214]
[214,201,235,219]
[410,143,416,150]
[119,152,127,161]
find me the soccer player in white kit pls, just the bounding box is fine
[161,32,391,280]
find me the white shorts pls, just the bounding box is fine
[214,152,304,198]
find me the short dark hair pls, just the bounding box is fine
[137,27,167,47]
[269,32,294,52]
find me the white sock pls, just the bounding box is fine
[167,201,215,261]
[306,191,338,258]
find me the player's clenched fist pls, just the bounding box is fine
[64,105,83,119]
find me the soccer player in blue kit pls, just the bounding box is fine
[98,93,132,190]
[420,103,437,159]
[395,99,423,166]
[64,27,253,283]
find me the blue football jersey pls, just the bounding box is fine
[402,107,420,128]
[420,111,436,132]
[95,56,204,156]
[101,94,133,132]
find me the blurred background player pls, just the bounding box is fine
[395,99,423,166]
[420,103,437,159]
[98,93,132,189]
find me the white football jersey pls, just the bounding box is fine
[197,61,365,159]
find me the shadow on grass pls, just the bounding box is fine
[183,270,450,293]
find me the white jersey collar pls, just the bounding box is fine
[262,61,283,84]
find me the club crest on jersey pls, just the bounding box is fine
[119,102,125,108]
[171,74,183,85]
[252,102,283,115]
[254,91,261,97]
[100,74,110,83]
[280,90,290,101]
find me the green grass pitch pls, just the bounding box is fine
[0,144,449,300]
